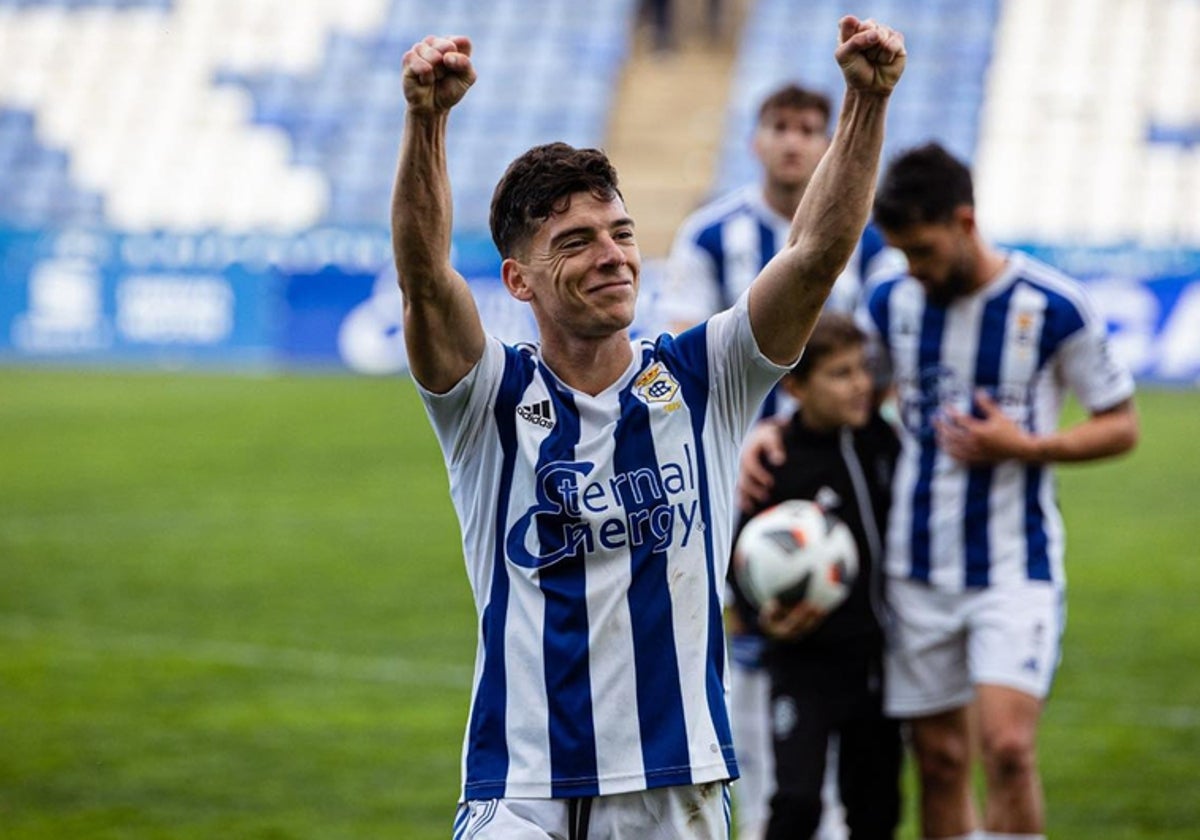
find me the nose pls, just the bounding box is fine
[596,233,627,267]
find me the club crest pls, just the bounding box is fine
[633,363,680,406]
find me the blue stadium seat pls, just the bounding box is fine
[0,107,104,227]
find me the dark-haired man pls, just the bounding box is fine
[392,21,904,838]
[865,142,1139,840]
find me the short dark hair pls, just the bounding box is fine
[756,83,832,126]
[873,142,974,230]
[787,312,865,382]
[489,142,624,258]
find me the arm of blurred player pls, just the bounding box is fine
[937,392,1139,464]
[748,16,905,365]
[391,35,486,394]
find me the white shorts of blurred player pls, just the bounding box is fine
[883,577,1066,717]
[453,781,730,840]
[730,660,848,840]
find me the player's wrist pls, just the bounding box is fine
[1025,432,1052,463]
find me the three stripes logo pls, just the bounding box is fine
[517,398,555,429]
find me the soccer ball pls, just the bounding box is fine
[733,500,859,611]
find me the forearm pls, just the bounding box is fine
[391,109,484,392]
[749,90,891,362]
[392,111,453,292]
[789,89,890,277]
[1028,403,1139,463]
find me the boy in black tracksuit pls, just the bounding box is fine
[732,313,903,839]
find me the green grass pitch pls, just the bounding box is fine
[1,369,1197,839]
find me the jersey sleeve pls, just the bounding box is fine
[705,290,793,434]
[660,225,723,329]
[1054,295,1136,413]
[414,335,505,467]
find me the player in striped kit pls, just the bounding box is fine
[862,143,1140,840]
[392,19,905,840]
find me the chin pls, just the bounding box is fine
[844,407,871,428]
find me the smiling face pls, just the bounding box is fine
[503,191,641,340]
[753,105,830,192]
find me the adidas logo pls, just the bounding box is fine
[517,399,555,429]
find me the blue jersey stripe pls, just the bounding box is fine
[659,330,738,777]
[859,222,886,279]
[1024,463,1051,580]
[757,219,776,279]
[1033,280,1087,365]
[964,288,1015,587]
[614,347,692,786]
[754,220,787,419]
[1026,279,1083,581]
[696,222,728,307]
[535,374,600,797]
[866,279,894,345]
[465,347,537,799]
[910,302,947,582]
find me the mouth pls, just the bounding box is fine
[586,279,634,294]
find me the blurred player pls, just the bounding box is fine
[729,313,904,840]
[391,19,905,839]
[664,81,903,840]
[742,142,1141,839]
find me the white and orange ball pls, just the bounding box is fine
[734,500,858,611]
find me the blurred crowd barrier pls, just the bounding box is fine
[2,226,1197,384]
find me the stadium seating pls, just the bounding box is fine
[707,0,1200,249]
[713,0,999,196]
[975,0,1200,246]
[2,0,1199,247]
[0,0,636,232]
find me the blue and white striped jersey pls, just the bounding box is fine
[860,251,1135,592]
[663,184,902,326]
[418,295,788,801]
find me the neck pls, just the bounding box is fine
[762,179,806,220]
[540,331,633,396]
[972,243,1008,292]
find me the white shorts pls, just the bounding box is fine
[884,577,1066,718]
[453,782,731,840]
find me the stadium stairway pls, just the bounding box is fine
[604,0,752,258]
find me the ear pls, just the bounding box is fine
[501,258,534,302]
[750,131,763,159]
[953,205,977,236]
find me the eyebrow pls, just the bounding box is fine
[549,217,636,249]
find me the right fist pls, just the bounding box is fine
[403,35,476,114]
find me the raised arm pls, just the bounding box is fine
[392,35,486,393]
[748,17,906,365]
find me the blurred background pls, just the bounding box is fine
[1,1,1197,838]
[0,0,1197,381]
